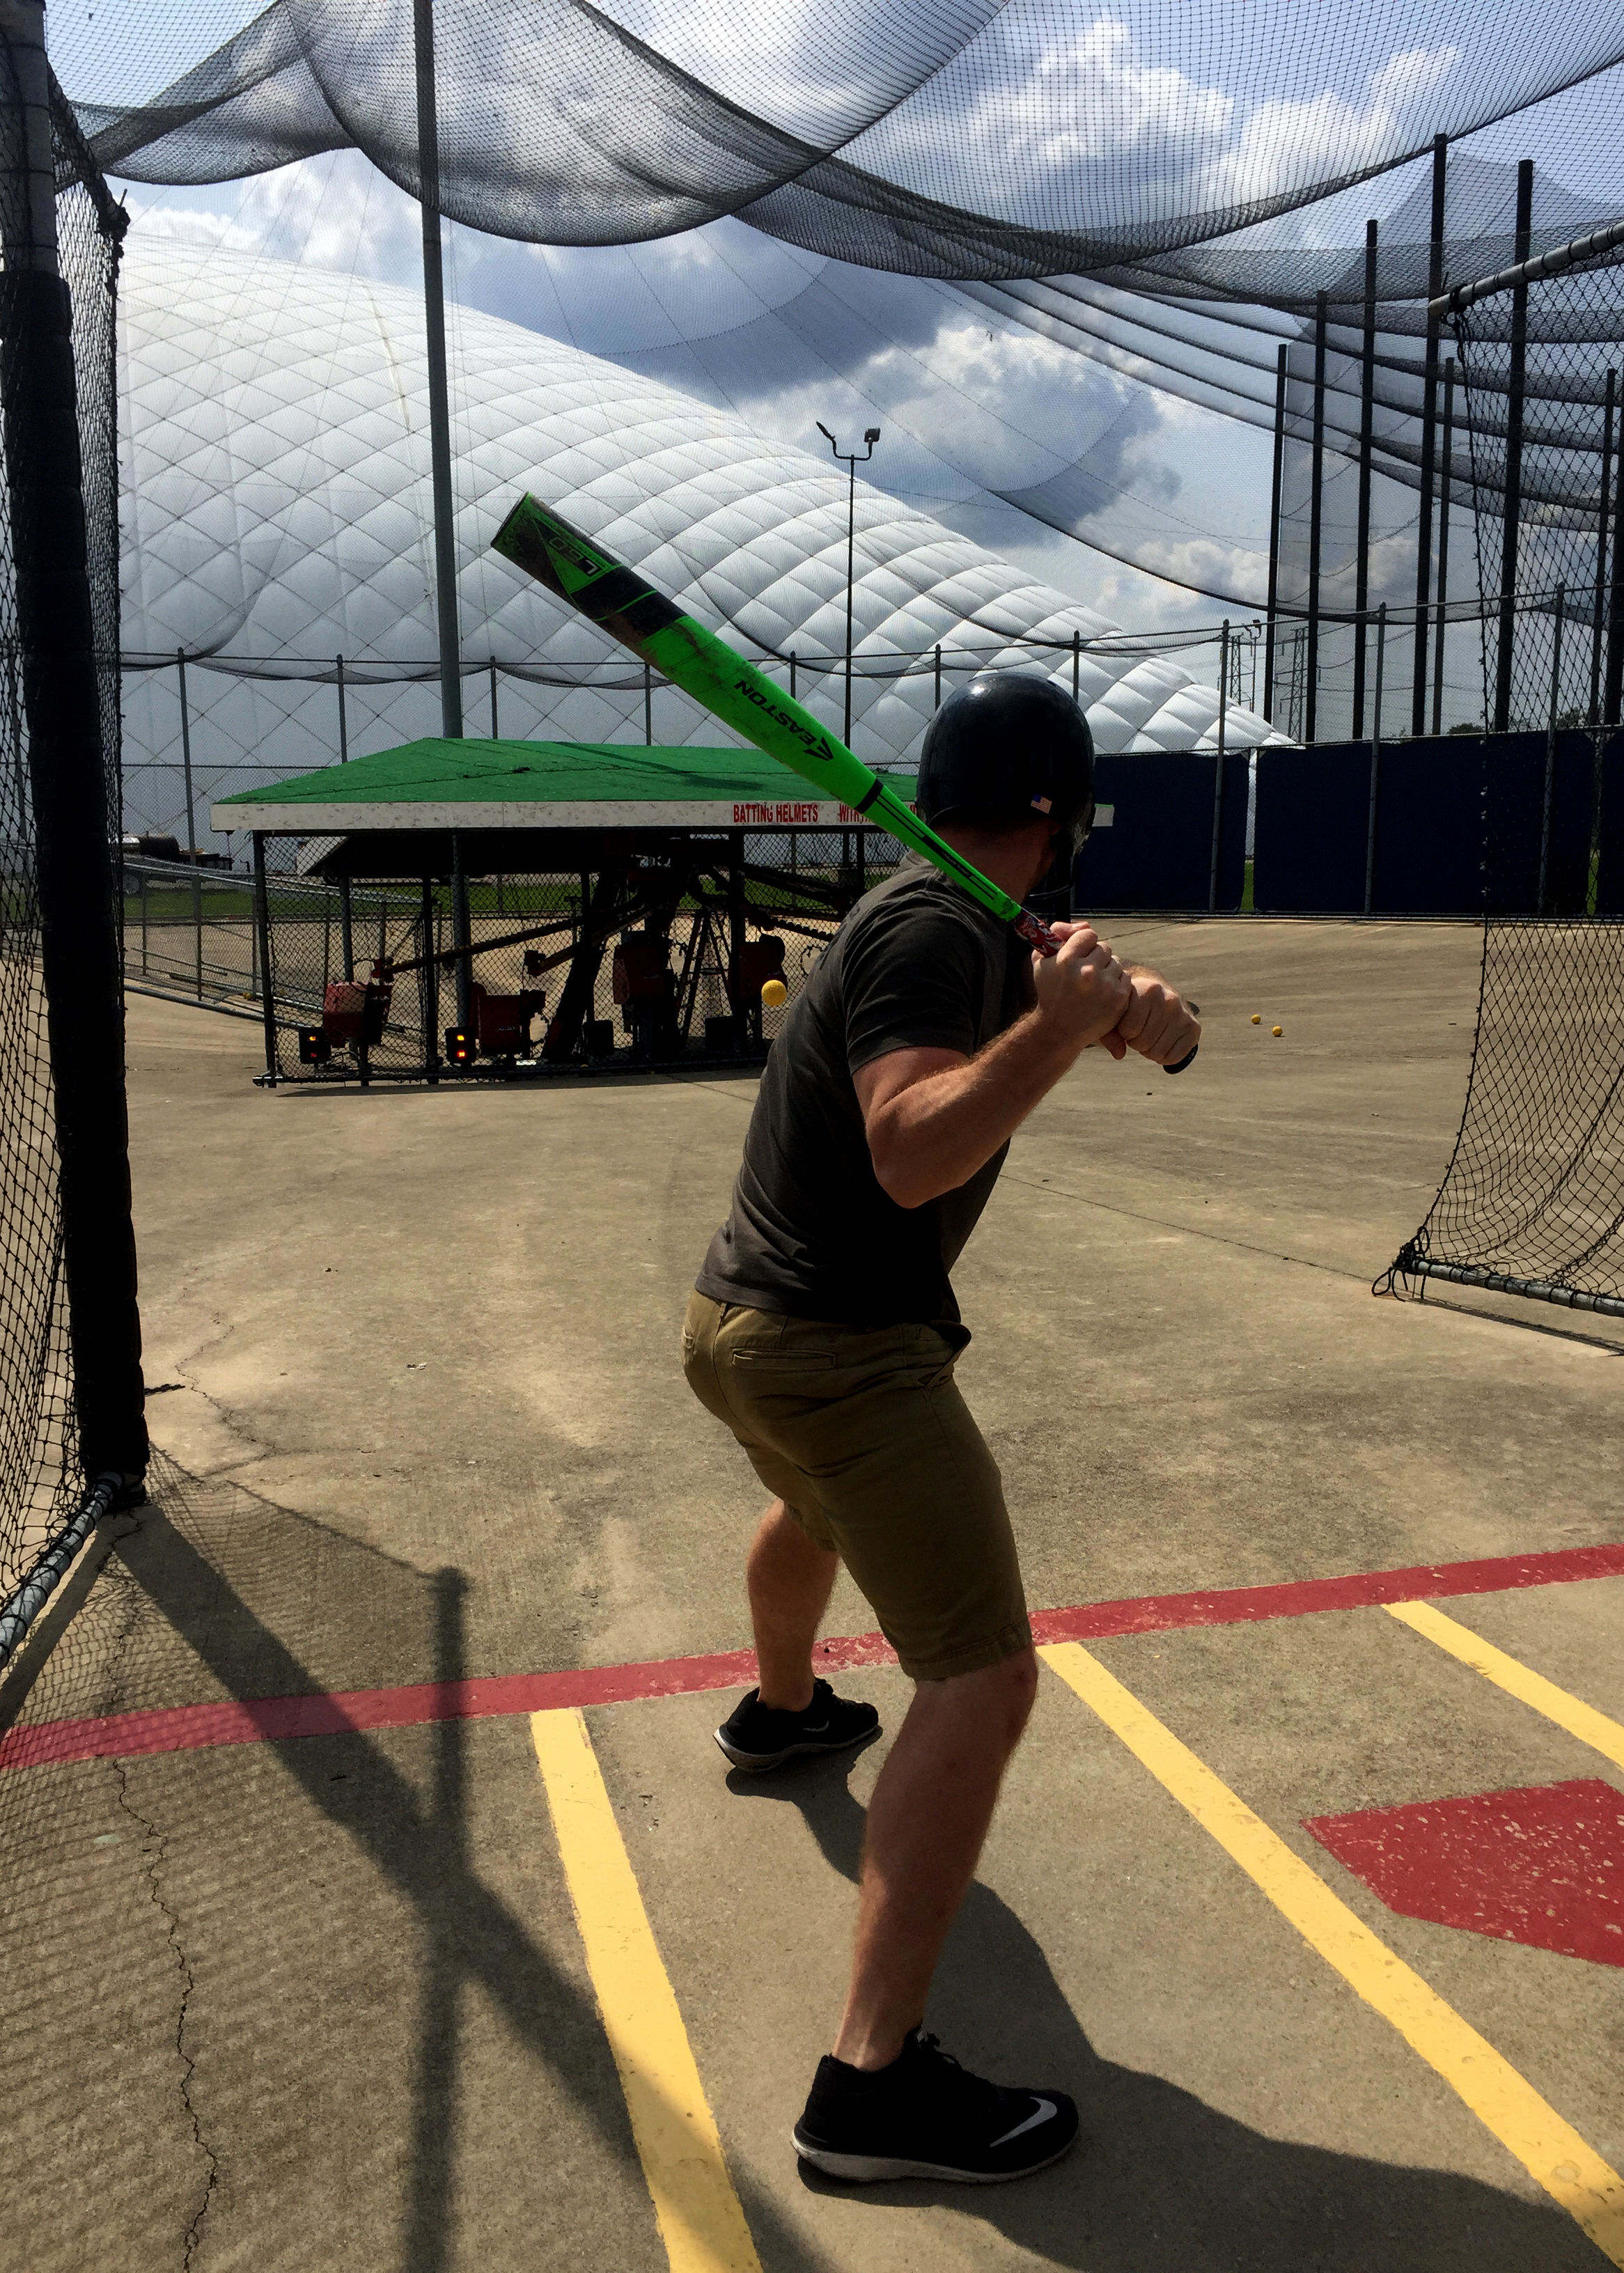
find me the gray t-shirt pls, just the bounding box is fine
[695,855,1032,1334]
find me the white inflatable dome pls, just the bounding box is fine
[118,235,1274,848]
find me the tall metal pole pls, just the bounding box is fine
[450,829,471,1032]
[0,0,146,1481]
[252,834,277,1082]
[1591,370,1615,724]
[1431,358,1455,736]
[413,0,462,737]
[1263,344,1288,722]
[1353,221,1377,737]
[336,652,349,760]
[1494,159,1535,735]
[1306,295,1327,744]
[489,655,499,739]
[1412,134,1448,736]
[643,657,653,745]
[817,423,878,752]
[1209,620,1229,911]
[1366,604,1387,913]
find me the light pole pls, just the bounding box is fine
[817,421,880,748]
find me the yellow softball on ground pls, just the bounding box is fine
[761,978,788,1008]
[1272,1024,1283,1037]
[1251,1013,1260,1024]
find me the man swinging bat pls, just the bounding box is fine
[683,671,1201,2185]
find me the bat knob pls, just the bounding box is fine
[1164,1045,1199,1075]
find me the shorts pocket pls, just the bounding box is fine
[728,1348,836,1371]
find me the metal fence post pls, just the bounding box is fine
[177,646,202,996]
[489,654,499,739]
[1366,605,1386,914]
[1263,343,1288,723]
[421,875,440,1082]
[336,651,348,761]
[1306,294,1327,744]
[1494,159,1535,734]
[1539,584,1564,913]
[1352,220,1377,737]
[252,831,277,1082]
[1209,620,1229,912]
[450,828,471,1031]
[1432,357,1455,736]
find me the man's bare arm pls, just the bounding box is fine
[856,930,1201,1209]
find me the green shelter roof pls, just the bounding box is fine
[212,738,911,834]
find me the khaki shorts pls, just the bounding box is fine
[682,1290,1031,1681]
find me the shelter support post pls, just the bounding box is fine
[419,875,441,1081]
[1605,376,1624,724]
[450,829,471,1031]
[1306,295,1327,743]
[1412,134,1447,737]
[1352,221,1377,738]
[1432,358,1455,735]
[412,0,462,739]
[1494,159,1535,735]
[728,827,749,1052]
[1263,344,1288,723]
[0,15,147,1480]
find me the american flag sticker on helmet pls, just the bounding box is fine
[1031,794,1053,813]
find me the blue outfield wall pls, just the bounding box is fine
[1074,749,1250,911]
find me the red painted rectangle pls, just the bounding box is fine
[5,1537,1621,1776]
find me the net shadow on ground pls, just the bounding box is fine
[726,1755,1599,2273]
[0,1454,814,2273]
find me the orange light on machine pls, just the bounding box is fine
[444,1026,474,1067]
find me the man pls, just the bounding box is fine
[682,671,1199,2185]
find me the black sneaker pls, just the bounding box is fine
[713,1678,879,1772]
[793,2028,1079,2184]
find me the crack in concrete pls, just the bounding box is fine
[111,1756,219,2271]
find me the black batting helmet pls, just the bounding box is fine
[916,671,1095,857]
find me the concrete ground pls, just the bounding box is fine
[3,916,1623,2273]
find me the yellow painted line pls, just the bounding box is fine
[530,1708,761,2273]
[1385,1599,1624,1774]
[1039,1641,1624,2266]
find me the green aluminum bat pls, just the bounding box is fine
[490,492,1196,1068]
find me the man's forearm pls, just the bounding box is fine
[866,1012,1082,1210]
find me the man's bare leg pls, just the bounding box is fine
[748,1499,838,1711]
[832,1649,1038,2068]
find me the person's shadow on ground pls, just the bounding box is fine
[726,1754,1590,2273]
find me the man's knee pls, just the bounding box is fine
[925,1646,1038,1754]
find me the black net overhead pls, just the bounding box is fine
[65,0,1624,274]
[0,75,127,1602]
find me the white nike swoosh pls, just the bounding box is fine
[989,2098,1057,2148]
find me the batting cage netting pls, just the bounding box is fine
[1383,230,1624,1320]
[0,23,146,1667]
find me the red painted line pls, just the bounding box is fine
[5,1538,1622,1776]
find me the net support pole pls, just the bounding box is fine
[0,2,146,1481]
[1208,620,1228,912]
[1432,357,1455,736]
[412,0,462,739]
[1591,372,1614,724]
[1352,220,1377,738]
[338,876,353,983]
[336,650,348,760]
[643,657,653,745]
[1366,604,1386,914]
[1539,584,1564,913]
[251,832,276,1083]
[1262,343,1287,724]
[1494,159,1535,735]
[488,655,498,739]
[1071,628,1079,705]
[1306,295,1326,744]
[935,643,942,709]
[1412,134,1447,737]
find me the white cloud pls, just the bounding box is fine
[1205,45,1461,209]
